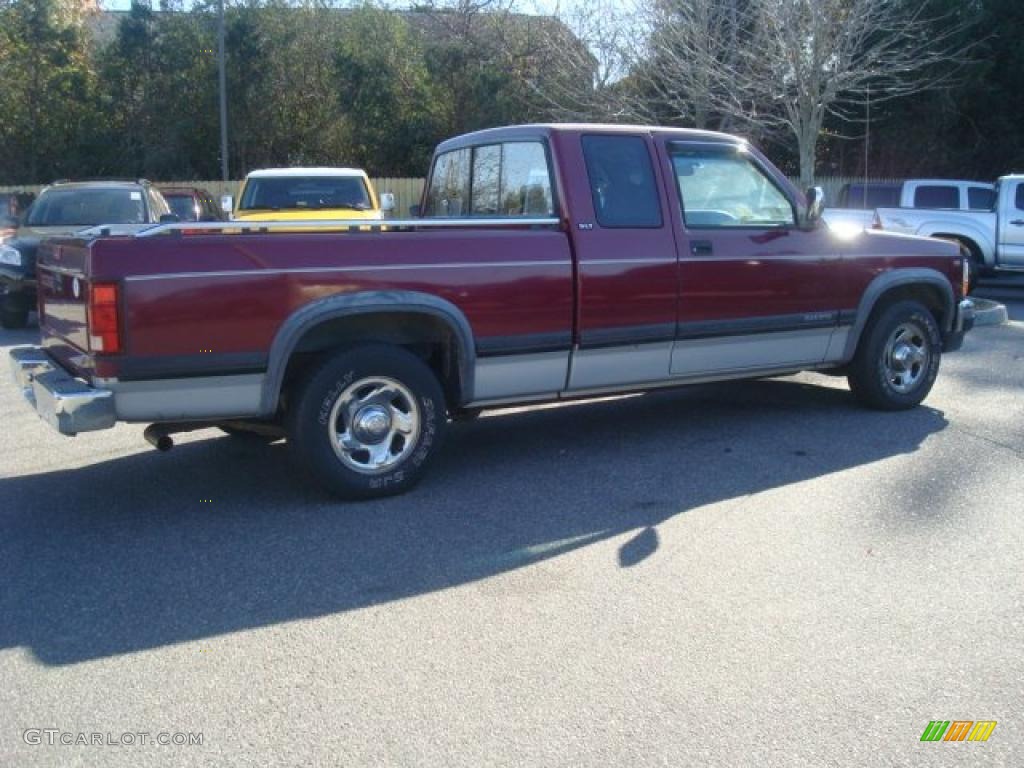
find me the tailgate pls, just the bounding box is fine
[36,238,95,378]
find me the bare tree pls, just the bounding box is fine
[633,0,755,131]
[637,0,975,185]
[517,0,644,122]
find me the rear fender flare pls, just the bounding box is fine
[261,290,476,415]
[915,221,995,267]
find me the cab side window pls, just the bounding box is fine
[471,145,501,215]
[500,143,554,216]
[670,145,794,228]
[425,142,554,218]
[424,149,471,217]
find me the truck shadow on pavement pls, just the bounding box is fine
[0,376,948,666]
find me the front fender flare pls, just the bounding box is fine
[842,268,955,361]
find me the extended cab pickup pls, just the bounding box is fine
[874,174,1024,275]
[9,124,975,498]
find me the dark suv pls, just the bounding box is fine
[0,180,171,329]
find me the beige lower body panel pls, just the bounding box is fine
[670,328,835,376]
[468,328,849,408]
[105,374,266,422]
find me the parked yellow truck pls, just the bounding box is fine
[231,167,392,221]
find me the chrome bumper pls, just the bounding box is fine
[955,298,975,334]
[942,299,975,352]
[9,346,116,435]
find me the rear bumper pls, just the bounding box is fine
[943,299,975,352]
[9,346,116,435]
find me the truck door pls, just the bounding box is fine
[565,133,680,392]
[998,179,1024,266]
[660,139,847,377]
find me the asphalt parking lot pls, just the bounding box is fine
[1,280,1022,767]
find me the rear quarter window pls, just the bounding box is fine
[581,135,662,228]
[967,187,995,211]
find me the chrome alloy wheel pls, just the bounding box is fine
[883,321,930,394]
[327,376,421,475]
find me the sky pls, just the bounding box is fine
[99,1,586,13]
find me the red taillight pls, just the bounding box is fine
[88,282,121,354]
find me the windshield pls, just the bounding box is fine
[165,194,199,221]
[26,188,147,227]
[239,176,372,211]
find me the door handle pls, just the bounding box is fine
[690,240,713,256]
[1010,220,1024,226]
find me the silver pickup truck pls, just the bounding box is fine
[875,175,1024,276]
[822,179,996,234]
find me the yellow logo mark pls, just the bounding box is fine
[967,721,997,742]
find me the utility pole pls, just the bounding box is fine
[217,0,229,182]
[863,85,870,209]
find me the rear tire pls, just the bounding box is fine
[847,300,941,410]
[286,344,447,499]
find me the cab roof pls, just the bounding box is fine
[436,123,745,153]
[47,179,150,189]
[244,167,368,179]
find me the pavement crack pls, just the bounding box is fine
[948,423,1024,461]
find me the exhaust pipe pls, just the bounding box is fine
[143,422,209,452]
[143,424,175,452]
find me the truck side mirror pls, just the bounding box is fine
[220,195,234,215]
[803,186,825,228]
[159,213,181,223]
[379,193,395,213]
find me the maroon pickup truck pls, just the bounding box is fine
[10,124,974,498]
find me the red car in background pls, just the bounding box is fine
[157,186,224,222]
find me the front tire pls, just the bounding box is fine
[847,300,941,410]
[286,344,447,499]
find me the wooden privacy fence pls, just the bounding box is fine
[1,176,898,213]
[809,175,902,207]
